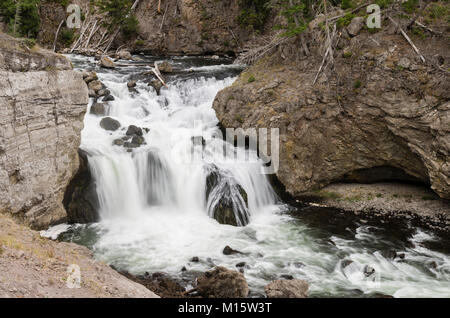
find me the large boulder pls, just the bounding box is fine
[196,267,249,298]
[158,61,173,73]
[212,31,450,200]
[205,165,249,226]
[116,50,133,60]
[100,56,116,69]
[265,279,309,298]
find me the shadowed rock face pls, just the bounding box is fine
[213,31,450,200]
[0,32,88,229]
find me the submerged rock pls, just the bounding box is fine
[127,80,137,88]
[100,117,121,131]
[126,125,143,136]
[223,245,243,255]
[103,94,115,102]
[363,265,376,277]
[206,165,249,226]
[265,279,309,298]
[149,79,163,95]
[196,266,249,298]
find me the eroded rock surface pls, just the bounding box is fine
[213,31,450,200]
[0,32,88,229]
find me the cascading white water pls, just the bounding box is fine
[82,71,276,223]
[45,55,450,298]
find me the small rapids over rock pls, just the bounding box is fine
[48,54,450,298]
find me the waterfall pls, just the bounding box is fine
[81,68,278,225]
[50,55,450,298]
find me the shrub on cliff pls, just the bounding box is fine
[96,0,139,36]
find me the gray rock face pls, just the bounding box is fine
[213,32,450,200]
[265,279,309,298]
[0,33,88,229]
[196,266,249,298]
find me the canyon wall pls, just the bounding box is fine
[0,32,88,229]
[213,17,450,200]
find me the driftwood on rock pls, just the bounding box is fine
[151,62,167,87]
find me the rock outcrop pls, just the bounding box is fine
[132,0,245,55]
[0,213,158,298]
[0,32,88,229]
[213,27,450,200]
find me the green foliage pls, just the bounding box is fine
[237,0,270,32]
[274,0,313,37]
[427,2,449,20]
[0,0,40,38]
[340,0,356,10]
[122,14,139,36]
[402,0,419,14]
[336,13,355,28]
[343,51,352,58]
[45,0,69,7]
[248,75,256,83]
[60,27,75,45]
[22,37,36,48]
[353,79,361,89]
[374,0,393,9]
[135,39,145,46]
[96,0,139,35]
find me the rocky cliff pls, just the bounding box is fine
[213,15,450,200]
[132,0,246,55]
[0,32,88,229]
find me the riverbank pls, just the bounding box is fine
[294,182,450,234]
[0,214,158,297]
